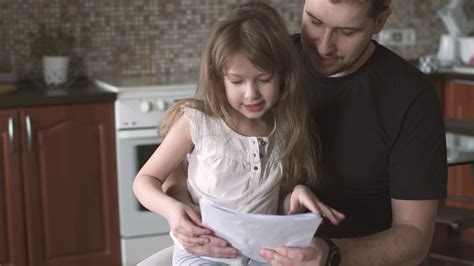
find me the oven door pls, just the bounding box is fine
[116,129,170,238]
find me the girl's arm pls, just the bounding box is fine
[132,114,211,243]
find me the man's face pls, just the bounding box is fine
[301,0,389,77]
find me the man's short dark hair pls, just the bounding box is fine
[329,0,390,18]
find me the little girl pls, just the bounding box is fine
[133,2,344,265]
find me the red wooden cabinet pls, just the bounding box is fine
[0,110,27,266]
[0,103,120,266]
[443,79,474,210]
[442,79,474,240]
[443,80,474,120]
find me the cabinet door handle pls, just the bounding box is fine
[8,117,14,153]
[25,115,32,151]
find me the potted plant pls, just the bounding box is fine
[29,24,75,86]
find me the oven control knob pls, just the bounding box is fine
[140,101,153,112]
[156,99,168,111]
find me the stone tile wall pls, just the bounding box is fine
[386,0,449,61]
[0,0,452,85]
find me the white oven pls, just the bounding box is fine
[96,80,196,265]
[116,128,172,265]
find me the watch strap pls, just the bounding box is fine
[323,238,341,266]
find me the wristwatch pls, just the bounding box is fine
[323,238,341,266]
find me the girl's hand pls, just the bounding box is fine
[168,201,213,248]
[288,185,345,225]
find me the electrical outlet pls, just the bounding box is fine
[376,28,416,46]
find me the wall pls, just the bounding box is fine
[386,0,448,61]
[0,0,451,85]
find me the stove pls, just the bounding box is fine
[95,78,197,265]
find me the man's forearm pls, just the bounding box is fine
[334,224,432,266]
[162,163,195,206]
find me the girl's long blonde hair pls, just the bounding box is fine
[160,2,318,188]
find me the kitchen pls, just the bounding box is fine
[1,0,474,266]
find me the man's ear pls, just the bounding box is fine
[373,7,391,34]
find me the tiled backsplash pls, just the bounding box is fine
[0,0,450,84]
[386,0,448,61]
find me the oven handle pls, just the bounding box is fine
[8,117,14,153]
[117,129,159,139]
[26,115,33,151]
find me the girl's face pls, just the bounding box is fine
[223,53,280,122]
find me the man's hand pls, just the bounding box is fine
[182,237,239,258]
[170,203,238,257]
[168,202,238,257]
[259,237,329,266]
[170,204,238,257]
[167,202,211,247]
[163,165,239,258]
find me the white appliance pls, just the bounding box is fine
[437,0,474,66]
[437,34,458,67]
[458,37,474,65]
[438,0,474,37]
[96,79,197,265]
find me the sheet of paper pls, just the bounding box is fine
[200,198,323,262]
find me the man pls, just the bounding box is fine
[258,0,447,265]
[140,0,447,265]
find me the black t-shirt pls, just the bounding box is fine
[293,34,447,238]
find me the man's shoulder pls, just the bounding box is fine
[370,42,434,90]
[372,43,424,78]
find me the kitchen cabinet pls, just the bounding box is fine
[0,110,27,265]
[0,102,120,266]
[440,79,474,240]
[444,79,474,120]
[443,79,474,211]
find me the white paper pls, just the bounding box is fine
[200,198,323,262]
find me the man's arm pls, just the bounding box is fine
[334,199,437,265]
[162,162,196,209]
[260,199,438,266]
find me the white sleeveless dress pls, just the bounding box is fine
[172,107,284,266]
